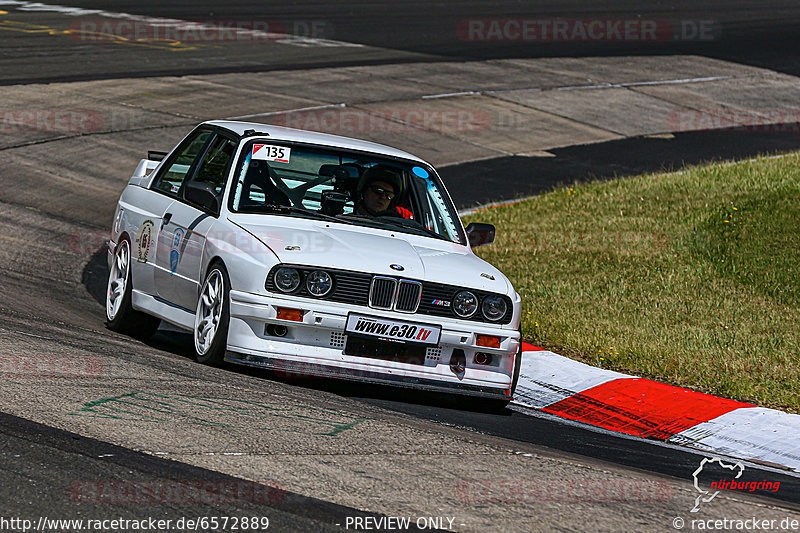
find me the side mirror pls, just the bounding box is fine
[184,181,220,214]
[465,222,495,248]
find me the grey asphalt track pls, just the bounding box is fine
[442,127,800,208]
[2,0,800,83]
[1,1,799,531]
[0,411,427,532]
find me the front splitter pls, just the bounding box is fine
[225,351,512,400]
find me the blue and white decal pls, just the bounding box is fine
[412,166,429,178]
[170,227,185,273]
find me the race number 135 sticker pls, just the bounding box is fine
[252,144,291,163]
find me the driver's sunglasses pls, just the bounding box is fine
[369,186,395,200]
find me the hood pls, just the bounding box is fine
[229,215,511,294]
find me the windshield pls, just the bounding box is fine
[229,140,465,244]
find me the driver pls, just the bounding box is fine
[356,165,413,219]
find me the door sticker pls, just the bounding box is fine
[170,227,185,273]
[135,220,154,263]
[252,144,291,163]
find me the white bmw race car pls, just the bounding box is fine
[107,121,522,401]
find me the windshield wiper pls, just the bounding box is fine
[248,204,356,225]
[337,213,373,221]
[339,213,447,240]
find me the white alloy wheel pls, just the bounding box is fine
[107,239,130,321]
[105,237,160,338]
[195,268,224,357]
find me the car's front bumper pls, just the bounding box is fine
[225,290,520,399]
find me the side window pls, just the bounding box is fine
[190,136,237,195]
[152,130,213,195]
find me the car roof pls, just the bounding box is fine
[204,120,428,164]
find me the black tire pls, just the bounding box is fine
[482,337,523,412]
[510,338,523,397]
[106,237,160,339]
[193,261,230,366]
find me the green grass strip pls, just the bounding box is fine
[467,153,800,412]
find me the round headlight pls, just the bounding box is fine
[274,267,300,292]
[306,270,333,297]
[481,296,507,321]
[453,291,478,318]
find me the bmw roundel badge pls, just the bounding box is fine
[390,264,404,271]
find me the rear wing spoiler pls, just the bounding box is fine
[128,150,167,186]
